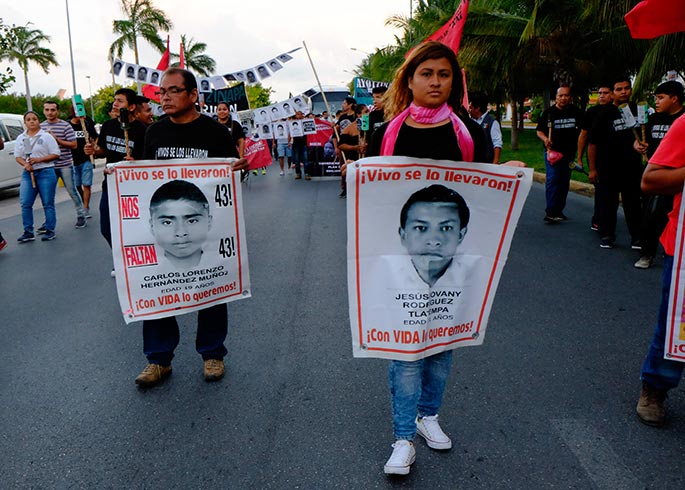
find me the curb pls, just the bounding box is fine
[533,171,595,198]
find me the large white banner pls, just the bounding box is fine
[108,159,251,324]
[666,185,685,362]
[347,157,532,361]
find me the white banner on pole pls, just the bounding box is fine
[108,159,251,323]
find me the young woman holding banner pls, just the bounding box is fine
[365,41,524,476]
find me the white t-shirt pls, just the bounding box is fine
[14,129,60,170]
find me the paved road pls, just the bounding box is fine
[1,168,684,489]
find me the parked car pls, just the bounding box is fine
[0,113,26,190]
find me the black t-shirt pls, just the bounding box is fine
[458,112,486,163]
[97,118,147,163]
[144,114,238,160]
[368,121,463,161]
[587,102,642,172]
[580,104,608,131]
[69,117,98,164]
[645,108,685,158]
[536,104,584,156]
[367,109,385,146]
[220,118,245,142]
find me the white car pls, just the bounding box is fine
[0,113,27,190]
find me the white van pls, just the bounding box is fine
[0,113,27,190]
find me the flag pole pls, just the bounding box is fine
[302,40,347,164]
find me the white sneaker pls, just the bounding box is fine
[279,171,285,176]
[383,440,415,475]
[634,256,653,269]
[416,415,452,450]
[110,269,116,278]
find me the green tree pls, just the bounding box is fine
[244,83,273,108]
[110,0,173,64]
[170,34,216,76]
[0,19,18,93]
[0,23,58,111]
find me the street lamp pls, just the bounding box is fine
[86,76,94,118]
[350,47,371,56]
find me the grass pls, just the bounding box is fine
[500,126,589,184]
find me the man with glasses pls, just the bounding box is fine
[135,67,248,388]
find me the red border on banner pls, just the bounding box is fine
[114,162,245,319]
[353,162,521,355]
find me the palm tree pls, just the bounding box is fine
[170,35,216,76]
[110,0,173,65]
[0,24,57,111]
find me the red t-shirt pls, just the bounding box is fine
[652,113,685,255]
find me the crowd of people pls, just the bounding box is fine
[3,48,685,477]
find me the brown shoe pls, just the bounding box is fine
[305,174,311,181]
[135,363,172,387]
[636,381,667,427]
[203,359,225,382]
[294,174,302,180]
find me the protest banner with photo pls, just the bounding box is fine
[289,120,304,137]
[665,190,685,362]
[108,159,251,324]
[302,119,317,135]
[273,122,289,140]
[244,137,273,170]
[347,157,532,361]
[280,101,296,118]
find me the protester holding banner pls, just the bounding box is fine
[85,88,146,250]
[633,81,685,269]
[361,41,524,476]
[362,41,474,476]
[367,86,387,146]
[636,112,685,427]
[134,68,248,388]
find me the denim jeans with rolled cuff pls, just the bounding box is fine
[388,349,453,440]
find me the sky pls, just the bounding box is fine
[1,0,406,103]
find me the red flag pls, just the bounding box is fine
[625,0,685,39]
[424,0,469,53]
[142,36,170,102]
[179,41,185,69]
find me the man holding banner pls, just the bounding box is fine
[636,112,685,427]
[133,68,248,387]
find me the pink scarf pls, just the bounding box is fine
[380,102,474,162]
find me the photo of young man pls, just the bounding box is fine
[398,185,469,287]
[149,179,212,270]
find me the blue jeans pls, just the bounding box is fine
[388,349,453,440]
[544,154,572,216]
[292,144,308,176]
[54,166,85,218]
[640,254,685,390]
[73,160,94,187]
[143,303,229,366]
[20,168,57,233]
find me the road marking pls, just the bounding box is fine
[551,418,643,490]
